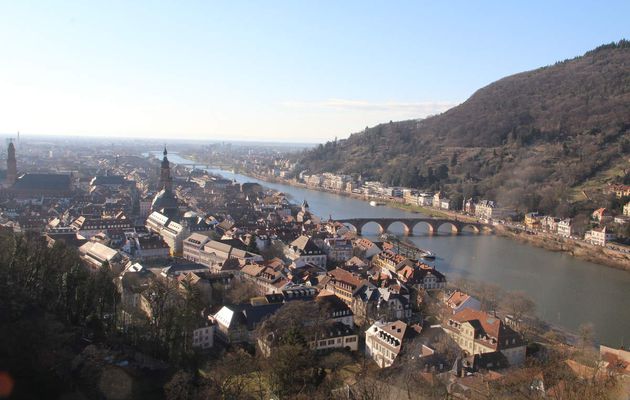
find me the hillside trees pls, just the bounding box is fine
[297,42,630,214]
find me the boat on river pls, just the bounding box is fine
[369,200,385,206]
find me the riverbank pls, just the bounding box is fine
[495,225,630,272]
[238,170,464,219]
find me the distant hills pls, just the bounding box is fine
[297,40,630,215]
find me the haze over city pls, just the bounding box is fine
[1,1,630,142]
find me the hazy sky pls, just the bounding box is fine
[1,1,629,143]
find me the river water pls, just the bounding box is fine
[164,152,630,346]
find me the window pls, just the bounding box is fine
[328,339,335,345]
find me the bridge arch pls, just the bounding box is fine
[436,221,459,235]
[460,224,480,234]
[411,221,435,235]
[342,222,359,235]
[358,220,386,236]
[384,221,412,236]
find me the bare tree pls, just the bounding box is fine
[577,322,595,350]
[504,290,536,335]
[352,375,388,400]
[224,280,259,304]
[205,349,255,400]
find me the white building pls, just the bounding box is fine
[182,232,213,263]
[557,219,572,238]
[586,226,615,246]
[475,200,514,221]
[365,320,407,368]
[311,322,358,352]
[192,323,215,350]
[418,193,434,207]
[78,241,126,272]
[286,235,327,268]
[145,211,189,255]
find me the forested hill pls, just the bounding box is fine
[297,40,630,215]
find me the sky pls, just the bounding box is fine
[0,1,629,143]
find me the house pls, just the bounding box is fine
[604,184,630,199]
[524,212,540,229]
[540,216,560,232]
[240,262,290,294]
[371,249,408,273]
[186,238,263,270]
[311,322,359,352]
[135,235,170,259]
[586,226,615,246]
[475,200,495,220]
[557,219,572,238]
[213,302,283,344]
[71,215,133,239]
[352,238,382,259]
[286,235,327,268]
[475,200,513,221]
[117,262,154,326]
[182,232,213,263]
[443,308,526,367]
[192,322,215,350]
[445,290,481,314]
[323,267,367,305]
[397,263,447,290]
[624,201,630,217]
[316,293,355,327]
[432,192,444,208]
[78,241,126,273]
[365,320,408,368]
[464,198,476,215]
[352,286,412,326]
[145,211,189,255]
[417,192,433,207]
[323,237,353,262]
[258,320,358,357]
[591,208,611,223]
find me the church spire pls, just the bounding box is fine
[159,146,172,192]
[6,139,16,185]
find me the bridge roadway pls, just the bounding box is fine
[336,217,493,236]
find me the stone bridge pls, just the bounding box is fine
[337,217,493,236]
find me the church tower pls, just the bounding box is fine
[152,146,179,219]
[160,146,172,191]
[6,140,16,185]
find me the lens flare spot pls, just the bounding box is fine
[0,372,14,398]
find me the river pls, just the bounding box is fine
[163,152,630,346]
